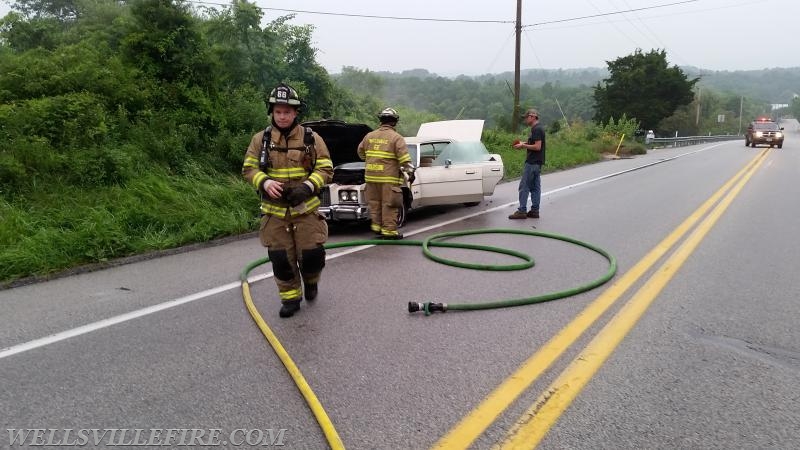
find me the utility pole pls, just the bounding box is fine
[738,95,743,135]
[695,87,701,127]
[511,0,521,132]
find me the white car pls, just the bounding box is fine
[308,119,504,227]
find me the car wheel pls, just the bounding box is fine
[396,203,407,228]
[778,143,783,149]
[750,141,756,148]
[463,201,481,207]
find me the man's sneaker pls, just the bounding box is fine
[304,283,318,301]
[279,299,302,318]
[527,210,539,218]
[508,210,528,220]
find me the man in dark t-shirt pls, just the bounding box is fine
[509,108,546,219]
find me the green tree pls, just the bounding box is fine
[593,49,698,131]
[10,0,80,21]
[789,96,800,119]
[120,0,210,86]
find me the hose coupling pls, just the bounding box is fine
[408,302,447,315]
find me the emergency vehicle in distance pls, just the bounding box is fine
[745,117,784,148]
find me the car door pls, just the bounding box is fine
[480,155,504,195]
[415,141,484,206]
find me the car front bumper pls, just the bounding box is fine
[318,204,370,221]
[753,137,783,144]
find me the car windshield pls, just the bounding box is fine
[432,141,491,166]
[753,122,779,130]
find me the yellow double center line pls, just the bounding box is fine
[434,148,770,449]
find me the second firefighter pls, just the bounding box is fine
[357,107,414,239]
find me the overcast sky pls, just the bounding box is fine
[2,0,797,76]
[259,0,798,76]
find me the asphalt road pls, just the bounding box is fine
[2,132,799,449]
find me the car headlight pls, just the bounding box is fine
[776,132,783,138]
[755,131,763,137]
[338,190,358,202]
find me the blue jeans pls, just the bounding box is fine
[517,162,541,212]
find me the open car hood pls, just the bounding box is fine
[416,119,484,141]
[302,119,372,167]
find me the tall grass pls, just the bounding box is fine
[0,170,257,284]
[482,124,603,179]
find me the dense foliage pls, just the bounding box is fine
[0,0,367,283]
[333,63,780,138]
[685,67,800,104]
[789,97,800,120]
[335,67,596,132]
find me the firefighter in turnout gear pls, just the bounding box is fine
[242,83,333,318]
[357,107,413,239]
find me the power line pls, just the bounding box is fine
[188,1,512,23]
[186,0,698,27]
[522,0,698,28]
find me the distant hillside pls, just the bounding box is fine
[373,67,800,104]
[683,67,800,104]
[481,67,608,88]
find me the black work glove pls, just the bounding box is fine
[285,183,313,206]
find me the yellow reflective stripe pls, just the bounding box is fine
[316,158,333,169]
[279,288,302,301]
[365,175,403,184]
[243,155,259,168]
[252,172,267,190]
[366,150,398,159]
[303,196,321,210]
[266,167,308,179]
[261,203,288,215]
[398,154,411,164]
[366,163,384,171]
[308,173,324,189]
[267,167,308,176]
[260,197,321,216]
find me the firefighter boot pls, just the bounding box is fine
[380,230,404,240]
[304,282,318,301]
[279,299,302,318]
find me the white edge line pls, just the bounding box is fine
[0,143,724,360]
[0,283,238,360]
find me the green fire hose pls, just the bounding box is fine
[241,228,617,315]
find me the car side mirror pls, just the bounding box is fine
[445,159,452,168]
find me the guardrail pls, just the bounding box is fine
[649,134,742,147]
